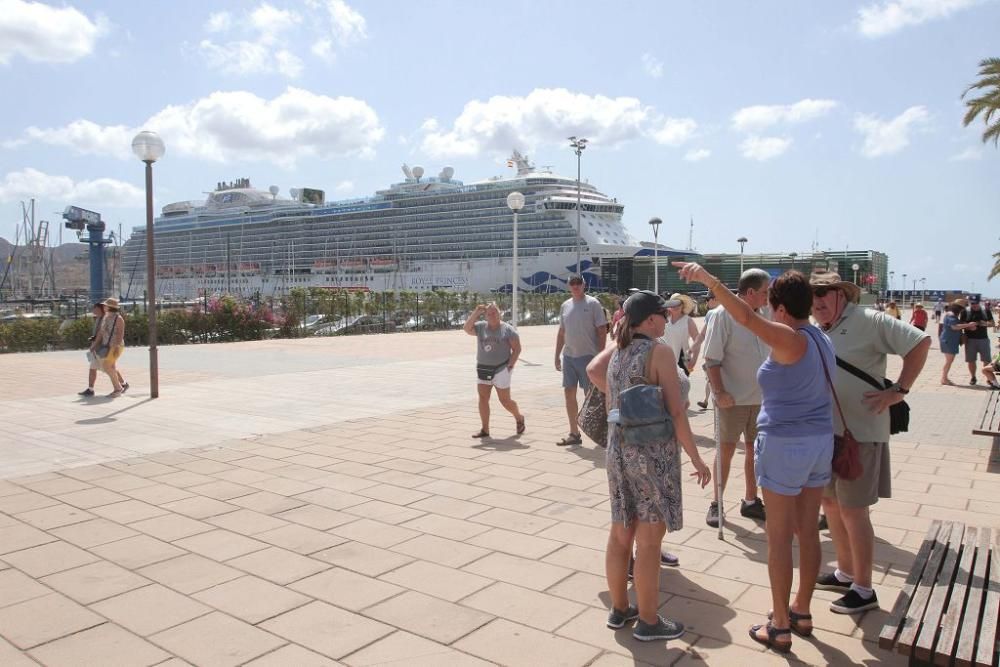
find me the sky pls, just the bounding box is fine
[0,0,997,292]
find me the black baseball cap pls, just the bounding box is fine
[624,290,681,325]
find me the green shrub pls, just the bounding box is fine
[0,318,61,353]
[60,317,97,349]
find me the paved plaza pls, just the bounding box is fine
[0,323,997,666]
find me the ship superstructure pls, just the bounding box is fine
[120,152,652,298]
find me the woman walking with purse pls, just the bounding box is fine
[98,298,128,397]
[586,290,710,641]
[463,303,524,438]
[674,264,834,653]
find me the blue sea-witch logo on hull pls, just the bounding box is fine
[496,260,604,294]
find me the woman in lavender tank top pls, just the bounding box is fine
[674,265,834,654]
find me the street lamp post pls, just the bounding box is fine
[737,237,748,275]
[920,277,926,303]
[902,273,907,306]
[889,270,894,301]
[506,191,525,327]
[568,136,588,278]
[648,217,662,294]
[852,263,860,285]
[788,252,797,271]
[132,131,166,399]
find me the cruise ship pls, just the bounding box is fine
[120,152,657,298]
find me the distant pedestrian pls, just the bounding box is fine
[464,303,524,438]
[960,296,996,385]
[702,269,771,527]
[885,302,901,320]
[660,293,699,376]
[97,298,127,397]
[79,302,120,397]
[908,303,927,331]
[585,290,710,641]
[940,302,973,385]
[933,299,944,322]
[554,275,608,446]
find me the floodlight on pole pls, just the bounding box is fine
[506,191,525,327]
[648,217,662,294]
[568,136,588,280]
[131,131,165,399]
[737,237,748,275]
[852,263,860,285]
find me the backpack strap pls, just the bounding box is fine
[802,328,849,430]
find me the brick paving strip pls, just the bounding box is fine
[0,325,995,665]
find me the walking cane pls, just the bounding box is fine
[713,396,724,539]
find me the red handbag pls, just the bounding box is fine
[806,330,864,481]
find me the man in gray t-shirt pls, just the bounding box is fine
[554,275,607,446]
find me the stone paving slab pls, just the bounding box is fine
[0,325,997,665]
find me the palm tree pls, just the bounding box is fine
[989,251,1000,281]
[962,57,1000,146]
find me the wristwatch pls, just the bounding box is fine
[891,383,909,395]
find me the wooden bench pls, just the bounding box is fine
[973,391,1000,438]
[880,520,1000,666]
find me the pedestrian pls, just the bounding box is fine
[676,264,834,653]
[908,303,928,331]
[960,296,996,385]
[981,336,1000,390]
[464,303,524,438]
[885,301,901,319]
[585,290,711,641]
[810,270,930,614]
[692,292,720,410]
[554,275,608,446]
[660,293,699,376]
[933,299,944,323]
[940,302,973,385]
[702,268,772,527]
[97,298,128,397]
[78,302,126,397]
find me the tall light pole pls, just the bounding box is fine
[568,136,588,278]
[506,191,525,327]
[737,237,748,275]
[920,277,926,302]
[889,270,894,300]
[852,263,860,286]
[789,252,797,271]
[902,273,907,305]
[132,131,165,399]
[649,217,662,294]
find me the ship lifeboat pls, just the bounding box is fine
[239,262,260,276]
[312,259,337,274]
[341,259,366,273]
[370,257,399,273]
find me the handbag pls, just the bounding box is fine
[95,343,110,358]
[577,385,608,447]
[804,329,864,481]
[617,383,676,447]
[835,356,910,435]
[476,359,509,381]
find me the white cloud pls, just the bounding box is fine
[650,118,697,146]
[0,168,143,207]
[420,88,696,158]
[854,106,929,157]
[18,87,384,167]
[198,39,272,76]
[740,136,792,161]
[856,0,983,38]
[311,38,335,63]
[731,99,838,132]
[317,0,367,45]
[204,11,232,33]
[334,180,354,194]
[684,148,711,162]
[949,146,983,161]
[249,3,300,43]
[641,53,664,79]
[0,0,105,65]
[275,49,303,78]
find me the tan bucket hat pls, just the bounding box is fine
[808,270,861,303]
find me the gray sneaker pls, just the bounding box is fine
[706,501,719,528]
[633,615,685,641]
[606,605,639,629]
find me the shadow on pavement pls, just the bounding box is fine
[472,436,530,451]
[75,397,154,425]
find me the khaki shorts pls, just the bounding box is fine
[718,405,760,443]
[824,441,892,508]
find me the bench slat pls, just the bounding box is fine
[898,521,957,655]
[956,527,992,667]
[974,531,1000,667]
[916,523,966,661]
[880,520,943,650]
[936,526,981,666]
[973,392,1000,436]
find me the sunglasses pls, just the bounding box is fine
[812,286,839,298]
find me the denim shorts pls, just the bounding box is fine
[562,354,594,390]
[754,431,833,497]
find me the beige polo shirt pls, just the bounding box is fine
[822,303,929,443]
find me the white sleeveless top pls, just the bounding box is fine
[659,314,691,361]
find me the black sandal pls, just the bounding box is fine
[557,433,582,446]
[471,429,490,439]
[767,609,813,637]
[516,418,525,435]
[749,622,792,653]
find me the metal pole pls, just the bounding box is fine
[226,233,231,295]
[512,209,519,327]
[144,161,159,398]
[653,226,659,295]
[714,398,724,539]
[575,150,581,277]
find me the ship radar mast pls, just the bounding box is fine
[508,150,534,176]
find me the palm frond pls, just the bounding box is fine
[984,121,1000,146]
[989,251,1000,282]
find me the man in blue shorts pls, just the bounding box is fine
[554,275,607,446]
[961,296,995,385]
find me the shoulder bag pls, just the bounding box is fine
[577,385,608,447]
[834,356,909,434]
[615,342,676,447]
[804,329,864,481]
